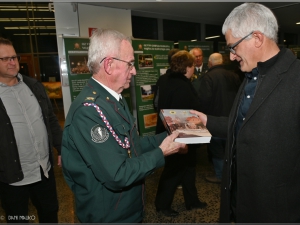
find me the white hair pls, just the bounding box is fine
[87,28,131,74]
[222,3,278,43]
[209,53,223,66]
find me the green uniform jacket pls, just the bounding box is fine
[62,78,166,223]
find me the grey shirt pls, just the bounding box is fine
[0,74,50,186]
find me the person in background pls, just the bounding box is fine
[189,47,208,98]
[198,52,240,183]
[153,48,179,114]
[190,2,300,223]
[155,50,207,218]
[61,28,185,223]
[0,37,62,223]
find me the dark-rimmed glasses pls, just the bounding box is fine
[100,57,134,70]
[0,55,21,63]
[227,31,254,54]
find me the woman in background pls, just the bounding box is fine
[155,50,207,217]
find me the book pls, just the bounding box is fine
[160,109,212,144]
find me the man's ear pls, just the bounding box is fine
[253,31,264,48]
[103,57,113,75]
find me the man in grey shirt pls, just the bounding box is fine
[0,37,62,223]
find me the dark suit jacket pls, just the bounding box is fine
[207,48,300,222]
[191,63,208,98]
[198,64,241,116]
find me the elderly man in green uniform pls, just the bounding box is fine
[61,28,185,223]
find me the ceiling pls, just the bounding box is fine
[0,1,300,39]
[82,2,300,34]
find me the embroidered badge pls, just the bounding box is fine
[91,124,109,143]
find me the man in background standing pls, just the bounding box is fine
[189,47,208,98]
[0,37,62,223]
[198,52,240,183]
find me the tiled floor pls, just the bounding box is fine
[0,99,221,223]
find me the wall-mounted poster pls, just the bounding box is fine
[132,39,173,136]
[64,37,91,101]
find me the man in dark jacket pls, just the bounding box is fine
[198,53,240,183]
[0,37,62,223]
[191,3,300,223]
[189,47,208,98]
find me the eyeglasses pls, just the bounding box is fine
[100,57,135,70]
[227,31,254,54]
[0,55,21,63]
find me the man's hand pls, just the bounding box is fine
[159,131,186,156]
[189,110,207,126]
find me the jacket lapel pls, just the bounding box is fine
[240,49,296,128]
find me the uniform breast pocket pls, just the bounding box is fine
[113,123,130,140]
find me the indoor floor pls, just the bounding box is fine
[0,99,221,223]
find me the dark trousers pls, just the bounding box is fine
[155,145,200,210]
[0,167,58,223]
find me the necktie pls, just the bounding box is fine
[119,98,125,109]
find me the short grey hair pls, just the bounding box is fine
[209,53,223,66]
[222,3,278,43]
[87,28,131,74]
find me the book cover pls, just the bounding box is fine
[160,109,212,144]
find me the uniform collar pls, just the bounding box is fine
[92,77,121,101]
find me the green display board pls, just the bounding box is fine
[132,39,173,137]
[64,37,92,101]
[178,41,213,64]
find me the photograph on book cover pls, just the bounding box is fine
[160,109,211,143]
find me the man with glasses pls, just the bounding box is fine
[61,28,185,223]
[190,2,300,223]
[0,38,62,223]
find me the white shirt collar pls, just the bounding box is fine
[92,77,121,101]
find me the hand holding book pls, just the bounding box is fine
[160,109,212,144]
[159,131,186,156]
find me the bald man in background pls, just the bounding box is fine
[198,53,240,183]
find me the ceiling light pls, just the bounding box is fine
[4,26,56,30]
[205,35,220,40]
[0,18,55,22]
[0,6,49,12]
[191,39,197,42]
[14,33,56,36]
[296,22,300,25]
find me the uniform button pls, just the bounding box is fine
[247,95,250,98]
[254,77,257,80]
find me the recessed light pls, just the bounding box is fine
[205,35,220,40]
